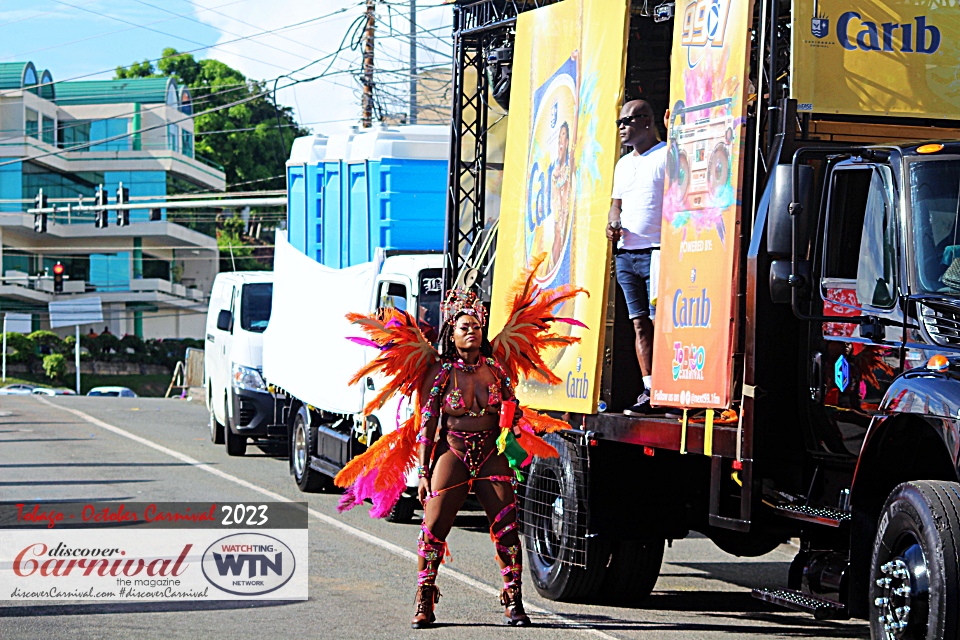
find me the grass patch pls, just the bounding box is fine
[1,373,173,397]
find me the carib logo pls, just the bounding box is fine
[680,0,732,68]
[811,6,941,54]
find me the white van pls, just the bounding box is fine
[204,271,278,456]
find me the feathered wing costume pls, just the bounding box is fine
[334,254,587,518]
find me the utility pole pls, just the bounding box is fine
[362,0,376,128]
[409,0,418,124]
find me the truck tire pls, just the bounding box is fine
[224,399,247,456]
[869,480,960,640]
[524,432,607,601]
[386,496,417,523]
[208,403,224,445]
[599,539,664,605]
[292,406,327,492]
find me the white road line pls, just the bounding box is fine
[34,397,619,639]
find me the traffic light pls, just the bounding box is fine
[116,183,129,227]
[52,262,64,294]
[95,187,108,228]
[33,189,48,233]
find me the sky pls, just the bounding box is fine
[0,0,453,134]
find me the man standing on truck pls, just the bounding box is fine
[607,99,667,415]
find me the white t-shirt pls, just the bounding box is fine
[611,142,667,250]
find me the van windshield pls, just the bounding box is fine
[910,158,960,294]
[241,283,273,333]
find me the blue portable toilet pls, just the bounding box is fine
[286,125,449,268]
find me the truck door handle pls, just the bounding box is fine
[810,352,822,402]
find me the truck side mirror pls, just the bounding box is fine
[767,164,814,257]
[216,309,232,332]
[770,259,809,304]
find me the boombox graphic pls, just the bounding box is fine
[666,97,735,211]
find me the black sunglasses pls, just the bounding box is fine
[616,114,651,127]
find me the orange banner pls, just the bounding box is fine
[651,0,753,409]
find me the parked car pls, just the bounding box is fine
[0,384,37,395]
[32,388,76,396]
[86,386,137,398]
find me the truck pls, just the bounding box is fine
[265,125,448,521]
[442,0,960,637]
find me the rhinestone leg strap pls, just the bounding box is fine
[490,502,521,588]
[417,521,447,587]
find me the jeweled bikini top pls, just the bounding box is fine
[420,357,513,423]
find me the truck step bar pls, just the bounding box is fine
[751,588,847,620]
[771,502,851,527]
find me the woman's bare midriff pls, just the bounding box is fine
[443,413,498,432]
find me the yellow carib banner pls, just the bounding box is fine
[650,0,753,410]
[489,0,630,413]
[791,0,960,118]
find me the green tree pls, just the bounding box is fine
[116,48,309,192]
[43,354,67,381]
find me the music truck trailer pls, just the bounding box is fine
[442,0,960,637]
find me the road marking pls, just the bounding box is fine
[35,398,619,639]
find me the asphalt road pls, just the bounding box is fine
[0,395,870,639]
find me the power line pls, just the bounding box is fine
[0,66,358,169]
[0,3,365,98]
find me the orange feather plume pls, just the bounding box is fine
[345,307,439,415]
[491,253,588,386]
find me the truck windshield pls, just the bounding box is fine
[241,283,273,333]
[911,158,960,294]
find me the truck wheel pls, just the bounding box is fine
[599,539,664,605]
[208,404,224,445]
[292,407,327,492]
[224,400,247,456]
[524,432,607,601]
[386,496,417,523]
[870,480,960,639]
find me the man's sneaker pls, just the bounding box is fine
[623,391,655,416]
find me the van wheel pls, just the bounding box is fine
[225,427,247,456]
[870,481,960,639]
[224,400,247,456]
[524,432,608,601]
[209,404,224,445]
[292,406,328,492]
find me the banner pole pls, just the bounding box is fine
[75,325,80,395]
[2,314,6,382]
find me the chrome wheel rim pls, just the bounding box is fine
[875,535,929,638]
[293,420,307,478]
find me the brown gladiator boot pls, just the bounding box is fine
[411,584,440,629]
[500,584,531,626]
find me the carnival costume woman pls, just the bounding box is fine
[333,256,587,629]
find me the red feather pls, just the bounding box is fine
[492,253,588,386]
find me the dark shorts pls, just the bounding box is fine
[615,248,654,320]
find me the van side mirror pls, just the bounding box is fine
[216,310,232,332]
[767,164,814,257]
